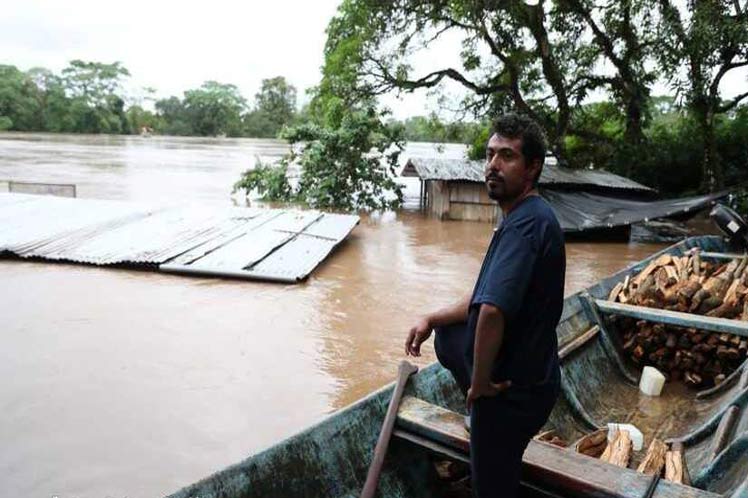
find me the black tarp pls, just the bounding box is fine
[541,190,728,233]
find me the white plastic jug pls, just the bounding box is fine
[639,366,666,396]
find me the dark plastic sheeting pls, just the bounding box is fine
[542,190,727,233]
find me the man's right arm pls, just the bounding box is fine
[405,293,471,356]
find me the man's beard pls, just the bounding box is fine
[486,176,506,201]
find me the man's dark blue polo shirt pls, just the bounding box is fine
[466,195,565,388]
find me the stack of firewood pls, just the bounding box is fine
[575,430,691,484]
[608,249,748,388]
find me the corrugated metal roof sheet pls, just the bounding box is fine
[402,157,655,193]
[0,193,359,283]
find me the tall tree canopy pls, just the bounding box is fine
[657,0,748,189]
[243,76,298,138]
[316,0,747,191]
[182,81,247,137]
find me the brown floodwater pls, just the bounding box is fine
[0,133,667,497]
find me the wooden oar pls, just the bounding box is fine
[360,360,419,498]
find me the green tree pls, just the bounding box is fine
[316,0,672,170]
[0,64,41,130]
[236,104,403,211]
[26,67,72,131]
[234,159,294,201]
[656,0,748,190]
[61,60,131,133]
[154,96,191,135]
[316,0,603,157]
[244,76,297,138]
[182,81,246,136]
[559,0,658,175]
[61,60,130,106]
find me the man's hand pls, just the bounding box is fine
[466,380,511,411]
[405,317,432,357]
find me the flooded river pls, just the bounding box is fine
[0,133,666,497]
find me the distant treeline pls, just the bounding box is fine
[0,61,300,138]
[0,60,479,142]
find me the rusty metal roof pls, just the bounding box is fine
[402,157,655,193]
[0,193,358,283]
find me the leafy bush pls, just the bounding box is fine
[234,159,294,202]
[235,106,403,211]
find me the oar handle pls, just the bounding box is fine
[360,360,419,498]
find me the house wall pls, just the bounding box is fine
[426,180,499,223]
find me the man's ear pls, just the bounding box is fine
[527,159,542,182]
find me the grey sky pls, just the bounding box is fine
[1,1,745,120]
[1,1,342,107]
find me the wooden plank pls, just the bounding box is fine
[396,397,718,498]
[559,325,600,361]
[396,396,469,453]
[595,299,748,338]
[700,252,748,260]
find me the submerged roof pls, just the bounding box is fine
[402,157,655,194]
[0,193,358,283]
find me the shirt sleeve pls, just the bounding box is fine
[471,223,538,321]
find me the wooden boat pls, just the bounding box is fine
[167,235,748,498]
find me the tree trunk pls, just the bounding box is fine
[622,89,646,177]
[701,108,722,191]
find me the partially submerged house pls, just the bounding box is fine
[402,157,725,236]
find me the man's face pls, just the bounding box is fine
[484,133,536,202]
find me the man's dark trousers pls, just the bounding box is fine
[435,322,559,498]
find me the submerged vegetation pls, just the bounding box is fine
[235,105,403,211]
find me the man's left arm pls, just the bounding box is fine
[467,304,511,408]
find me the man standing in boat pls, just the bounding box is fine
[405,113,565,498]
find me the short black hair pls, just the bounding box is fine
[491,113,547,185]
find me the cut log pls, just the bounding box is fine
[609,282,624,302]
[655,268,670,292]
[724,278,742,305]
[634,262,658,287]
[654,254,672,268]
[577,429,607,452]
[664,451,684,483]
[636,275,657,304]
[716,346,740,361]
[706,302,741,319]
[534,430,557,442]
[665,443,691,485]
[575,429,608,458]
[678,276,702,300]
[600,429,632,468]
[673,256,684,277]
[637,438,667,476]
